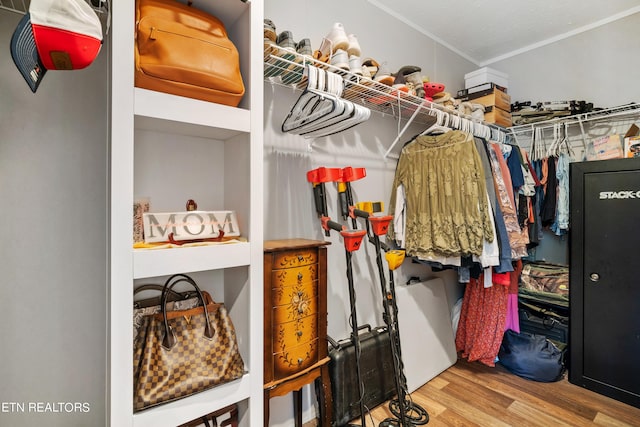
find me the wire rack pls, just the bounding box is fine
[510,103,640,134]
[0,0,27,14]
[264,46,506,130]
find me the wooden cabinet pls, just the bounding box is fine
[263,239,332,427]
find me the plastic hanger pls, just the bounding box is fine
[282,68,342,133]
[282,66,371,137]
[421,109,451,135]
[303,102,371,137]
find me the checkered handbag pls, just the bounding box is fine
[133,274,245,412]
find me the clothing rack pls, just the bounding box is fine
[509,103,640,157]
[264,47,510,158]
[510,103,640,134]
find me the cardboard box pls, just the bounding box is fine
[460,88,511,112]
[464,67,509,89]
[457,82,507,98]
[484,106,512,128]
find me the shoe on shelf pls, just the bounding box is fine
[403,70,425,99]
[349,55,363,76]
[392,65,422,85]
[264,19,276,43]
[347,34,361,57]
[276,30,296,50]
[296,38,313,57]
[424,82,445,101]
[281,38,313,86]
[374,62,395,86]
[330,49,350,71]
[264,30,297,78]
[361,58,380,80]
[318,22,349,57]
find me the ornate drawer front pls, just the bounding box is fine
[272,249,318,269]
[273,292,318,325]
[273,313,318,354]
[273,337,319,379]
[271,264,318,288]
[271,279,318,308]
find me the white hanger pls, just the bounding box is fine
[282,66,370,137]
[421,109,451,135]
[282,68,342,133]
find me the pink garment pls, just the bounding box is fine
[504,294,520,333]
[505,260,523,333]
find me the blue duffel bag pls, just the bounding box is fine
[498,329,566,382]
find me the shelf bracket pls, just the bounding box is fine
[383,103,424,159]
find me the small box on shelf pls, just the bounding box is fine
[458,87,511,112]
[484,106,513,128]
[464,67,509,89]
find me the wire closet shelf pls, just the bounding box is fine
[509,103,640,134]
[264,47,508,133]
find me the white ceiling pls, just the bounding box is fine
[368,0,640,66]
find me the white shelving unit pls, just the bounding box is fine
[110,1,263,426]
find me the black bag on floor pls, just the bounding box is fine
[518,300,569,345]
[328,325,396,426]
[498,329,565,382]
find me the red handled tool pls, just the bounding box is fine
[343,167,429,427]
[307,167,342,236]
[338,166,366,228]
[307,166,370,427]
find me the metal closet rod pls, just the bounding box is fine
[509,103,640,135]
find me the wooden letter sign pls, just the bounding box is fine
[142,210,240,243]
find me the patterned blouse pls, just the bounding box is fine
[388,130,494,258]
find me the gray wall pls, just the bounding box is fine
[0,11,108,427]
[489,12,640,109]
[489,12,640,264]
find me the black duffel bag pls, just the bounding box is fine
[498,329,565,382]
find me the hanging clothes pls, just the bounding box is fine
[504,145,525,206]
[541,156,558,226]
[387,130,494,260]
[504,259,523,333]
[455,274,509,367]
[551,152,570,235]
[475,138,513,273]
[487,143,529,259]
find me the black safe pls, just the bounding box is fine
[569,157,640,409]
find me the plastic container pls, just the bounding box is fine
[465,67,509,89]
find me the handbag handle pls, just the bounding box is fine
[161,274,215,349]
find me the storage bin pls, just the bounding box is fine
[471,88,511,111]
[465,67,509,89]
[484,106,512,127]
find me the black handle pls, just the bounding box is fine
[133,284,191,308]
[160,274,215,350]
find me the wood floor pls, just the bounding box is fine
[359,358,640,427]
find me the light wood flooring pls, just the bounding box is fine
[358,358,640,426]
